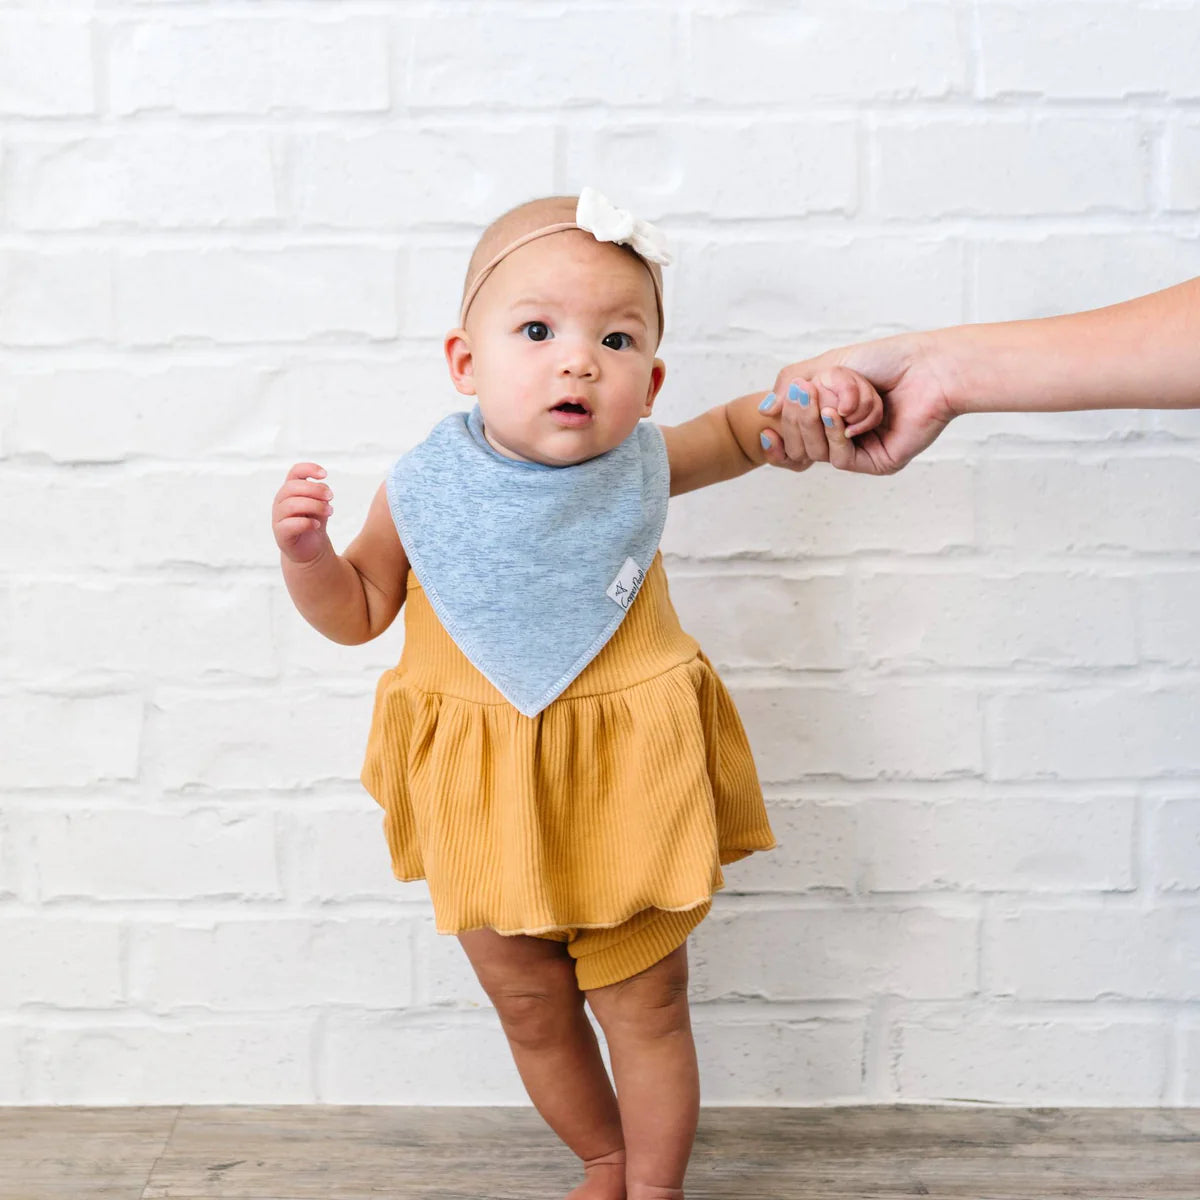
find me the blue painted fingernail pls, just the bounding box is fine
[822,414,834,428]
[788,383,810,406]
[760,432,771,449]
[758,393,775,411]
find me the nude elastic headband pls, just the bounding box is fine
[458,188,670,337]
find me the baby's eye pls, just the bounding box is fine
[602,332,633,350]
[521,321,551,342]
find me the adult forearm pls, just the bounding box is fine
[941,277,1200,415]
[281,545,374,644]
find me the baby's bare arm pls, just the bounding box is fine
[659,391,779,496]
[274,469,408,644]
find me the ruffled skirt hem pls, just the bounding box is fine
[362,646,774,938]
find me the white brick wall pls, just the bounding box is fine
[2,0,1198,1108]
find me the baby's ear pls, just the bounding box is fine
[643,358,666,416]
[444,328,476,395]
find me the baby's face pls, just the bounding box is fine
[447,231,665,467]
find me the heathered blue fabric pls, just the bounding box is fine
[386,406,670,717]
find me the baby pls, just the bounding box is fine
[272,189,882,1200]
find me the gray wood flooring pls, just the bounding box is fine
[1,1105,1198,1199]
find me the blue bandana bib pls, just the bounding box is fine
[386,407,670,717]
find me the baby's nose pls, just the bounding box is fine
[558,343,598,375]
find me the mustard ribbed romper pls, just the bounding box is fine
[361,551,776,989]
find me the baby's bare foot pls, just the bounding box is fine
[564,1148,626,1200]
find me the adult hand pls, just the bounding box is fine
[764,333,957,474]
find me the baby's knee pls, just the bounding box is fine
[494,987,583,1048]
[590,955,692,1039]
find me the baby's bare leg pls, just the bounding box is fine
[457,928,626,1199]
[585,943,698,1200]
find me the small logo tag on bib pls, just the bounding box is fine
[607,557,645,611]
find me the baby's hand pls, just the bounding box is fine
[272,462,334,564]
[757,366,884,467]
[801,366,884,437]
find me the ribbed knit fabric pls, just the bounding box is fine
[535,899,713,990]
[361,552,776,938]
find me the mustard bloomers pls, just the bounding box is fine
[361,553,776,976]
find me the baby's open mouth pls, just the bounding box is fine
[553,401,590,415]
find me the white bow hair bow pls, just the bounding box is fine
[576,187,672,266]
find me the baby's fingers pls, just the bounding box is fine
[843,389,884,439]
[275,493,332,531]
[275,475,334,509]
[816,368,883,440]
[287,461,327,482]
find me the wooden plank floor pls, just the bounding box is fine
[1,1105,1198,1200]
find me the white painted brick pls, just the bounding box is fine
[734,683,983,783]
[857,571,1138,668]
[411,915,492,1009]
[8,132,279,230]
[664,461,975,558]
[979,4,1200,100]
[0,250,113,346]
[1150,408,1200,440]
[4,468,290,570]
[939,407,1148,445]
[292,127,556,229]
[1140,574,1200,667]
[286,805,404,902]
[668,572,855,671]
[2,0,1197,1110]
[109,18,390,115]
[673,236,965,338]
[1167,118,1200,211]
[873,118,1147,217]
[979,457,1200,553]
[0,582,13,671]
[565,120,859,219]
[0,1027,22,1102]
[275,590,403,680]
[894,1015,1167,1104]
[0,692,141,787]
[689,5,966,102]
[401,243,475,340]
[692,905,977,1002]
[975,235,1200,323]
[407,10,677,108]
[1,474,133,571]
[141,687,369,789]
[0,810,17,901]
[988,907,1200,1000]
[26,1020,314,1104]
[321,1012,525,1103]
[989,685,1200,780]
[1152,799,1200,893]
[30,808,281,901]
[1184,1022,1200,1104]
[0,389,10,457]
[114,247,399,345]
[264,357,460,455]
[9,581,277,682]
[724,801,858,894]
[653,349,789,427]
[1,363,273,462]
[0,918,122,1007]
[692,1012,867,1103]
[0,15,92,115]
[859,796,1135,894]
[107,465,378,570]
[130,918,414,1011]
